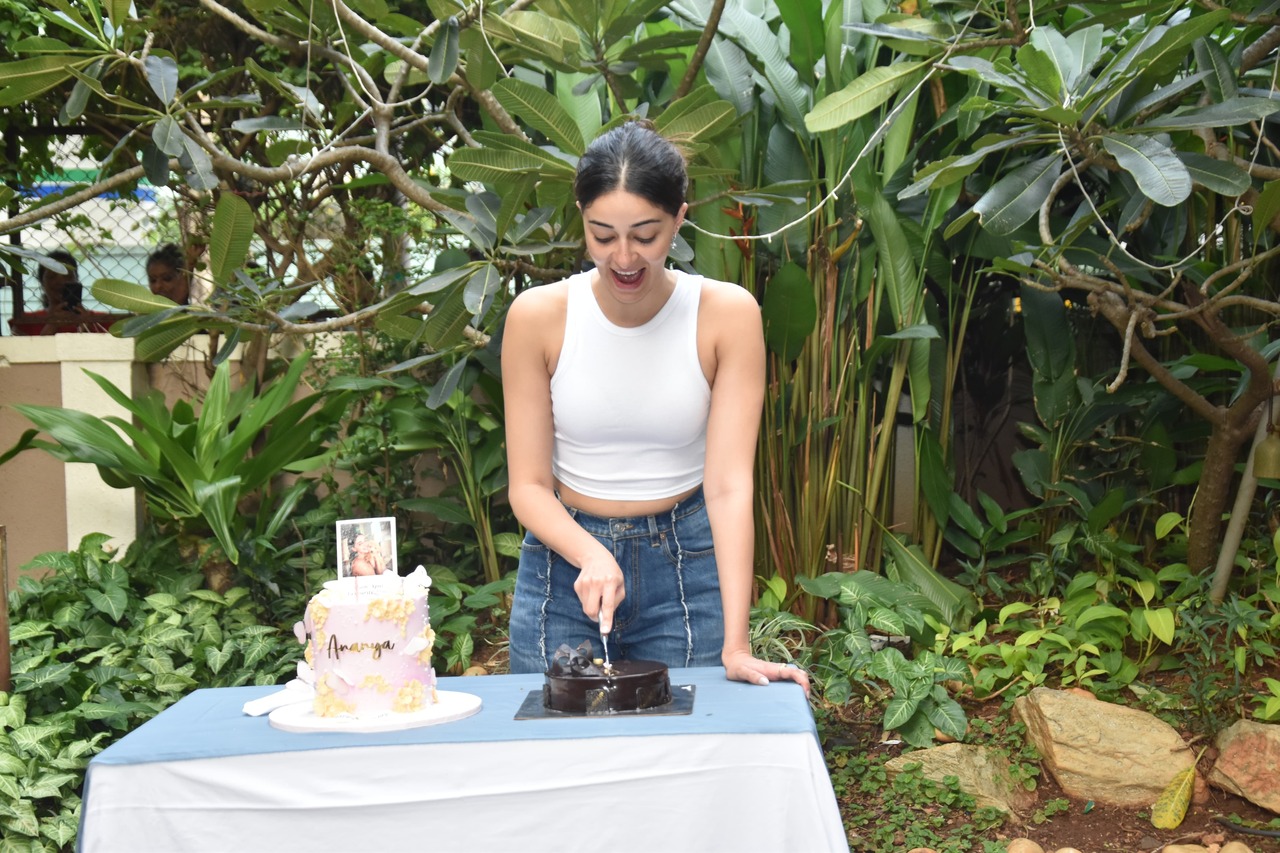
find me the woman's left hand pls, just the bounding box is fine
[723,649,810,696]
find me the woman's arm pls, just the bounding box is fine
[502,286,627,629]
[701,282,810,693]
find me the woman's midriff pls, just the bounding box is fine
[555,480,701,518]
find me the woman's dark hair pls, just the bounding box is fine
[147,242,185,271]
[37,249,82,309]
[574,120,687,216]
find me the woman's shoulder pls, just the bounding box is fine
[509,275,575,316]
[687,273,760,315]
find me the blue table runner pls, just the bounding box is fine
[91,667,817,766]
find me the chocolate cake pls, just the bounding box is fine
[544,658,672,714]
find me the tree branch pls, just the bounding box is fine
[1089,290,1223,422]
[674,0,726,101]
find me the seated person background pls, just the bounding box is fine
[146,243,192,305]
[9,251,112,336]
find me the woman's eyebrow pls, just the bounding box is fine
[586,218,662,230]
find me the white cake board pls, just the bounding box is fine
[268,690,482,733]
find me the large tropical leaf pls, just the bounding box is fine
[658,101,738,144]
[1021,283,1080,429]
[1177,152,1250,196]
[862,192,920,329]
[1101,133,1190,206]
[92,278,175,312]
[1137,97,1280,132]
[776,0,824,82]
[716,3,809,132]
[941,56,1052,108]
[881,534,978,626]
[481,9,581,73]
[448,144,575,186]
[1029,25,1103,95]
[490,78,585,155]
[0,55,81,105]
[208,193,255,285]
[702,35,755,116]
[761,263,817,362]
[973,154,1063,235]
[1193,36,1236,102]
[902,135,1025,199]
[194,477,243,564]
[427,15,459,85]
[143,54,179,104]
[805,62,925,133]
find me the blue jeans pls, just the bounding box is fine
[508,488,724,673]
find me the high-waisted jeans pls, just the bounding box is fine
[508,487,724,673]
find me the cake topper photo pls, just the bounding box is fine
[336,517,397,578]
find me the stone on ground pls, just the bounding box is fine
[1014,687,1194,806]
[1208,719,1280,815]
[884,742,1035,818]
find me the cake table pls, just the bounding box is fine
[77,667,849,853]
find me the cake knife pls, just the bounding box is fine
[598,609,612,673]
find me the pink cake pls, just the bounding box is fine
[294,568,438,717]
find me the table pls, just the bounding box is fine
[78,667,848,853]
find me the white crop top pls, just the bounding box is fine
[550,269,711,500]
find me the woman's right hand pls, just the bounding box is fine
[573,552,625,635]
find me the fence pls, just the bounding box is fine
[3,134,175,334]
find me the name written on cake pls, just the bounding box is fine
[326,634,395,660]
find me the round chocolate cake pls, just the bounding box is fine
[544,659,672,714]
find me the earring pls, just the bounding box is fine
[670,236,678,250]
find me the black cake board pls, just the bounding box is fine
[514,683,695,720]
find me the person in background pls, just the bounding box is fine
[502,120,809,694]
[9,250,109,335]
[146,243,191,305]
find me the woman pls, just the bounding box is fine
[10,250,109,335]
[146,243,191,305]
[348,533,387,576]
[503,121,808,692]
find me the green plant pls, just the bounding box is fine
[1176,588,1280,734]
[828,750,1007,853]
[3,353,350,589]
[424,565,514,674]
[1254,678,1280,721]
[394,361,518,588]
[2,533,297,849]
[800,570,969,747]
[1032,797,1072,825]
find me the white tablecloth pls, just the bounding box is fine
[78,668,848,853]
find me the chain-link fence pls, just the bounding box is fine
[3,135,176,335]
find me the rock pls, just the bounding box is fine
[884,743,1036,818]
[1220,842,1254,853]
[1051,848,1084,853]
[1014,687,1195,806]
[462,666,488,676]
[1005,839,1045,853]
[1194,770,1211,804]
[905,848,937,853]
[1208,719,1280,815]
[1162,846,1210,853]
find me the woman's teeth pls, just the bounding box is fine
[613,268,642,284]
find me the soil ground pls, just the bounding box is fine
[823,693,1280,853]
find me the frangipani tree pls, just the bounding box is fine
[808,1,1280,595]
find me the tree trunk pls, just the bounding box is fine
[1187,425,1250,573]
[1089,288,1271,576]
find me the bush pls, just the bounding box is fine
[1,533,297,850]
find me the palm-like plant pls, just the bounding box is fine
[3,353,350,589]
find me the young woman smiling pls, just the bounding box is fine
[502,120,808,694]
